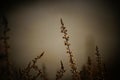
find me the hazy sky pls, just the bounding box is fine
[2,0,119,79]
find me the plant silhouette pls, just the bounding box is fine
[0,17,107,80]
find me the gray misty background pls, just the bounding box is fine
[0,0,120,80]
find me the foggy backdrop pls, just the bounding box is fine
[0,0,119,80]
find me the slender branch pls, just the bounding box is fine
[60,18,80,80]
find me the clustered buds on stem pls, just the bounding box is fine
[56,60,65,80]
[19,52,44,80]
[60,18,80,80]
